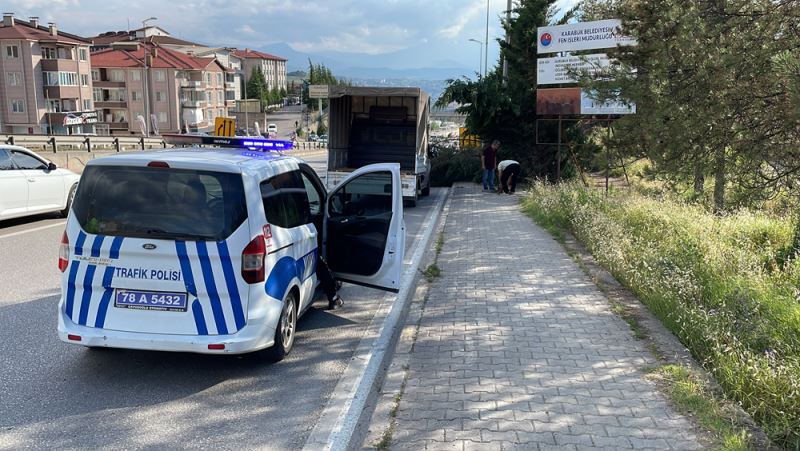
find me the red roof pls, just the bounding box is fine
[0,18,90,45]
[232,48,286,62]
[91,43,230,71]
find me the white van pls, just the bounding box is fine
[57,136,405,360]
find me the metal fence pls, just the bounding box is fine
[1,134,167,153]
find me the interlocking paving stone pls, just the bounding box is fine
[390,186,701,450]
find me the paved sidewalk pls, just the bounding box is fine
[389,185,702,450]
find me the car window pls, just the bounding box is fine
[300,172,323,215]
[260,170,311,229]
[328,171,392,217]
[10,150,46,170]
[72,166,247,241]
[0,150,14,170]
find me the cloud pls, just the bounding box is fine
[437,0,484,39]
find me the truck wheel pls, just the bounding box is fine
[421,185,430,197]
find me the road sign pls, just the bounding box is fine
[215,117,236,137]
[537,19,636,54]
[309,85,329,99]
[459,127,481,149]
[537,54,612,85]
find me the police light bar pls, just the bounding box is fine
[162,133,294,151]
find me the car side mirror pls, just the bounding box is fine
[47,162,57,171]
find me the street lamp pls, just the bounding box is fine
[141,17,157,135]
[485,0,490,77]
[468,39,483,78]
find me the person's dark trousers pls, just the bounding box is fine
[317,256,338,301]
[500,163,521,194]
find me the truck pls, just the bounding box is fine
[325,86,431,206]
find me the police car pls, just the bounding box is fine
[57,135,405,360]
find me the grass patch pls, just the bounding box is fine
[435,232,445,255]
[422,263,442,282]
[522,181,800,449]
[649,365,750,451]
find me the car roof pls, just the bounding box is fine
[85,147,304,180]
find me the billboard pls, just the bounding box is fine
[62,111,98,126]
[537,19,636,54]
[537,54,612,85]
[580,91,636,115]
[536,88,581,115]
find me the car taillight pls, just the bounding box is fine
[242,235,266,284]
[58,231,69,273]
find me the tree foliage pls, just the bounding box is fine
[580,0,800,211]
[437,0,560,177]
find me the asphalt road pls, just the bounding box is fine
[0,153,443,450]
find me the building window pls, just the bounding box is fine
[158,111,167,123]
[79,48,88,61]
[57,47,74,60]
[41,47,57,59]
[209,109,215,121]
[81,74,89,86]
[218,109,224,118]
[216,73,222,85]
[83,99,92,111]
[91,69,100,81]
[110,70,125,82]
[6,72,21,86]
[206,73,211,84]
[217,91,223,103]
[46,99,61,113]
[5,45,19,59]
[131,91,142,101]
[156,91,166,102]
[58,72,78,86]
[153,70,166,82]
[11,100,25,113]
[42,71,58,86]
[131,70,141,81]
[93,88,103,102]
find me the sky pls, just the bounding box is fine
[5,0,580,70]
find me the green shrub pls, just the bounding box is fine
[522,182,800,449]
[430,146,481,187]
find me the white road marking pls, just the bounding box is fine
[302,188,448,451]
[0,221,66,240]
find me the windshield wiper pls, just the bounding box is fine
[145,229,216,241]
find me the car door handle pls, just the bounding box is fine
[27,178,35,182]
[339,218,349,224]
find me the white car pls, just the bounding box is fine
[57,135,405,360]
[0,145,80,221]
[267,123,278,135]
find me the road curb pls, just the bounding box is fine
[358,185,456,450]
[302,188,449,451]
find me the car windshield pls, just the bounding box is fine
[72,165,248,241]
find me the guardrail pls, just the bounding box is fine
[2,134,328,153]
[1,134,168,153]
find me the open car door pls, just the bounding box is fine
[324,163,405,292]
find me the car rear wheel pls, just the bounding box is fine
[60,184,77,218]
[265,291,298,361]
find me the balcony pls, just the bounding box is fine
[180,80,203,89]
[93,80,126,88]
[41,59,83,72]
[44,86,80,99]
[95,100,127,108]
[225,81,236,88]
[182,99,205,108]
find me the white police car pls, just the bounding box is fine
[56,135,405,360]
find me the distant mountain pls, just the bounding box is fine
[261,42,476,82]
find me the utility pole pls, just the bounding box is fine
[502,0,511,81]
[141,17,157,136]
[469,39,483,78]
[484,0,490,77]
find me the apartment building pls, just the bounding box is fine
[234,48,287,93]
[90,41,232,135]
[0,13,95,135]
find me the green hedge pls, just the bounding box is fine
[522,182,800,449]
[430,147,481,187]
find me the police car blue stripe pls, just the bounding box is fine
[91,235,105,258]
[93,266,115,328]
[74,231,86,256]
[78,264,97,326]
[176,241,207,335]
[109,236,124,259]
[64,262,80,320]
[196,241,228,335]
[191,300,209,336]
[217,241,245,331]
